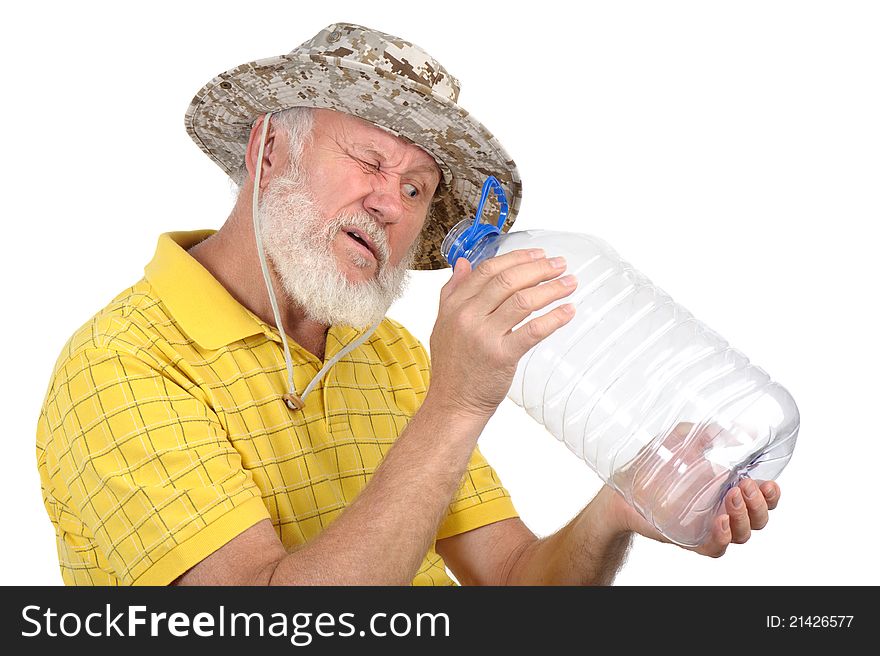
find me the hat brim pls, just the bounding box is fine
[184,52,521,270]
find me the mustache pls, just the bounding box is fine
[324,211,390,267]
[260,171,416,273]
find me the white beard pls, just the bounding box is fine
[257,168,417,329]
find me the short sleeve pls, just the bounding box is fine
[39,345,269,585]
[392,325,520,540]
[371,318,519,541]
[436,444,520,540]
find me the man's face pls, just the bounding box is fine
[258,109,442,328]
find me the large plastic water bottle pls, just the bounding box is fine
[442,177,799,547]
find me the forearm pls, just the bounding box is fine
[504,485,633,585]
[267,392,491,585]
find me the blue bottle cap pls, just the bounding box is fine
[443,176,509,266]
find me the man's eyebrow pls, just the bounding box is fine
[355,144,440,179]
[407,163,442,177]
[352,144,386,160]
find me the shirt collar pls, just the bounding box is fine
[143,230,365,358]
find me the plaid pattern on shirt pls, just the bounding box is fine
[36,230,518,585]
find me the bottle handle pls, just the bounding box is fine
[474,175,509,233]
[445,176,510,265]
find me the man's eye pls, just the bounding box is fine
[403,183,419,198]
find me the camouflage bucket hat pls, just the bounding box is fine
[184,22,522,270]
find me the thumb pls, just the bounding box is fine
[453,256,472,276]
[443,256,472,293]
[439,257,472,303]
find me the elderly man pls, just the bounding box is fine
[36,23,779,586]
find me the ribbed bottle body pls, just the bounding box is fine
[466,229,799,546]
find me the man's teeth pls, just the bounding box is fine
[347,232,369,249]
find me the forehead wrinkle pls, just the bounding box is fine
[312,109,441,179]
[354,142,440,182]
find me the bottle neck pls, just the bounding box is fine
[441,218,501,266]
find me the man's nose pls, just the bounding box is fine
[363,175,404,224]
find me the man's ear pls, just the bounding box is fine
[244,114,283,189]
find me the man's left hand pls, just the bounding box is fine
[606,478,781,558]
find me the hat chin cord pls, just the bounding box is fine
[251,112,381,412]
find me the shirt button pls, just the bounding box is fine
[327,30,341,43]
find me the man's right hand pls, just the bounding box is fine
[427,248,578,419]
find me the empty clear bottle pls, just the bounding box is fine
[442,178,799,547]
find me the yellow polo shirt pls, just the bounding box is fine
[36,230,518,586]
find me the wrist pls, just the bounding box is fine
[422,385,498,424]
[593,485,636,539]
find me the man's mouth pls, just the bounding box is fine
[343,227,379,262]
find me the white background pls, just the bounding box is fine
[3,1,878,585]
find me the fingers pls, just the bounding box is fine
[698,514,731,558]
[448,248,547,302]
[759,480,781,510]
[439,249,578,361]
[489,273,578,329]
[472,255,571,315]
[720,478,773,548]
[659,421,724,456]
[725,487,752,544]
[738,478,770,529]
[695,478,779,558]
[507,303,577,357]
[439,256,474,301]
